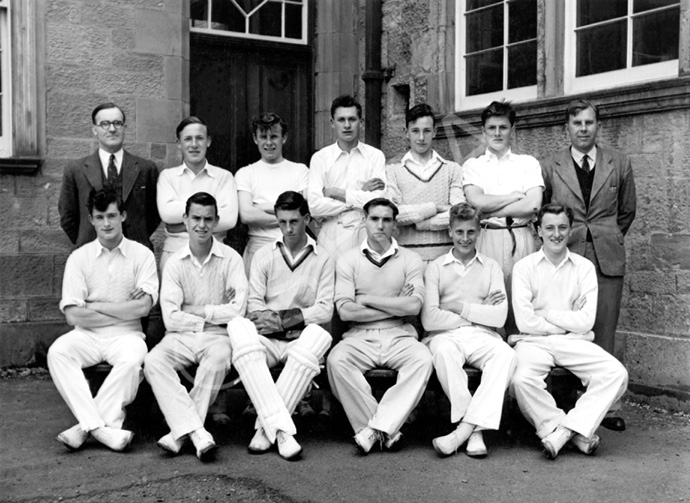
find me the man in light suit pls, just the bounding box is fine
[59,103,160,250]
[541,99,636,431]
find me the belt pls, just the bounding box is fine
[480,217,531,256]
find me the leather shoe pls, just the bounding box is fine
[57,424,88,451]
[354,426,381,455]
[571,433,600,455]
[602,416,626,431]
[276,431,302,461]
[432,431,462,457]
[384,431,403,451]
[157,432,184,455]
[189,428,216,460]
[248,428,272,454]
[541,425,574,460]
[91,426,134,452]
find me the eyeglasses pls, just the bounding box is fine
[95,120,125,130]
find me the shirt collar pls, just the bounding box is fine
[442,247,484,267]
[181,238,225,265]
[401,149,444,168]
[327,140,363,164]
[484,147,513,162]
[98,148,124,169]
[360,237,399,259]
[94,235,129,258]
[273,235,318,255]
[570,145,597,167]
[177,160,213,177]
[536,248,574,270]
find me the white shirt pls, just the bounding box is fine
[156,161,238,253]
[360,237,400,262]
[570,145,598,171]
[98,148,124,177]
[235,159,309,239]
[400,150,447,180]
[462,148,544,226]
[308,140,386,222]
[442,248,483,278]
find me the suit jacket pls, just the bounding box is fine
[58,150,161,249]
[542,146,636,277]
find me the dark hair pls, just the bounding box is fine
[449,202,481,227]
[363,197,399,219]
[176,116,209,139]
[274,190,309,216]
[251,112,288,136]
[91,103,126,125]
[330,94,362,119]
[480,101,516,126]
[565,99,600,122]
[87,188,123,215]
[185,191,218,217]
[406,103,435,127]
[537,203,574,227]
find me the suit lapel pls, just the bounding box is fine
[553,148,584,203]
[591,148,613,200]
[84,152,104,191]
[121,150,140,202]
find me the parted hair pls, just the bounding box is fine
[363,197,399,219]
[480,101,516,126]
[91,103,125,125]
[274,191,309,216]
[87,188,123,215]
[330,94,362,119]
[185,191,218,218]
[537,203,574,227]
[565,99,600,122]
[406,103,435,127]
[176,116,209,139]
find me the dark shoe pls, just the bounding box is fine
[601,416,626,431]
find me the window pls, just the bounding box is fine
[190,0,308,45]
[0,0,11,158]
[456,0,538,110]
[565,0,680,93]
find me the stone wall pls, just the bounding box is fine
[0,0,189,367]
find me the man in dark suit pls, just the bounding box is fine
[59,103,160,250]
[541,100,636,431]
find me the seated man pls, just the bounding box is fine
[233,191,334,460]
[510,203,628,459]
[48,188,158,452]
[421,203,516,458]
[327,198,433,454]
[144,192,247,461]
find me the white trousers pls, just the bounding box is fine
[327,324,433,436]
[424,326,516,429]
[231,321,332,436]
[47,330,147,431]
[317,218,367,262]
[242,235,275,277]
[510,336,628,439]
[144,331,232,440]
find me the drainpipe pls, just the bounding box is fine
[362,0,383,148]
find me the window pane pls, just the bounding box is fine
[466,48,503,95]
[191,0,208,25]
[466,4,503,54]
[634,0,679,14]
[508,40,537,88]
[577,0,626,27]
[576,21,626,76]
[509,0,537,43]
[235,0,268,15]
[285,3,302,39]
[250,1,281,37]
[633,7,679,66]
[468,0,501,11]
[212,0,246,32]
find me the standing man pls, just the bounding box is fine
[234,191,334,460]
[421,203,515,458]
[236,113,310,275]
[308,94,387,262]
[59,103,160,250]
[462,101,543,332]
[386,103,465,261]
[510,204,628,460]
[327,198,433,454]
[157,116,238,272]
[144,192,246,461]
[48,188,158,452]
[542,100,636,431]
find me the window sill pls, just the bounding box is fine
[0,157,41,175]
[438,77,690,138]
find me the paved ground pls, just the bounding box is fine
[1,372,689,503]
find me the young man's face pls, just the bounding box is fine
[331,106,360,145]
[253,124,286,164]
[566,106,599,154]
[449,218,479,259]
[538,212,571,257]
[184,203,219,247]
[482,116,513,157]
[92,107,126,154]
[88,202,126,245]
[364,204,396,246]
[405,116,436,157]
[276,208,309,248]
[177,123,211,168]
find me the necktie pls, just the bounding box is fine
[582,154,591,173]
[107,154,117,185]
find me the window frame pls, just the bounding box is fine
[564,0,681,94]
[455,0,538,111]
[0,0,12,158]
[190,0,309,46]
